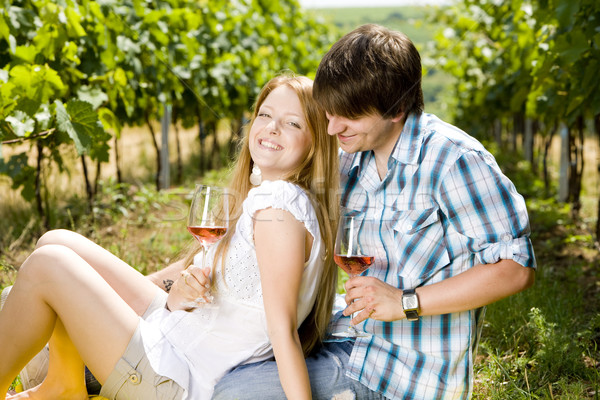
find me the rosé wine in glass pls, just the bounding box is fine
[332,213,374,338]
[183,185,229,309]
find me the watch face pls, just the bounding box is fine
[403,295,418,310]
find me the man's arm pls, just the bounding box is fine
[344,259,534,324]
[147,259,187,292]
[346,149,536,324]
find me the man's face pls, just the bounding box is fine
[325,112,403,156]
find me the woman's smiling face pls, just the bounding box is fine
[249,85,313,181]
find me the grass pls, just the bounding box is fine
[1,128,599,398]
[470,150,600,399]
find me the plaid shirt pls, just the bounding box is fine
[330,112,536,399]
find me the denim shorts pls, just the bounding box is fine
[212,340,384,400]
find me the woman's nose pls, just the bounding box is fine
[266,119,281,135]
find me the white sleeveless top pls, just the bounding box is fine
[139,180,325,400]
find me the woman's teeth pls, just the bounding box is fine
[261,140,282,150]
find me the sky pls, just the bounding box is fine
[299,0,452,8]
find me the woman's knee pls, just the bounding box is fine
[36,229,81,249]
[19,244,77,281]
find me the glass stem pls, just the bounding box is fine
[201,245,208,268]
[349,274,359,332]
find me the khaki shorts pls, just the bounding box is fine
[100,290,184,400]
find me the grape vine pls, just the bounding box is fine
[0,0,336,226]
[428,0,600,232]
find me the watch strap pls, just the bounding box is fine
[402,288,420,321]
[404,309,419,321]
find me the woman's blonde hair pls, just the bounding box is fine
[183,73,339,356]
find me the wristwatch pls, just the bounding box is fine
[402,288,420,321]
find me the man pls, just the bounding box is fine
[211,24,536,399]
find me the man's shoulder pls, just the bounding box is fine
[421,113,487,156]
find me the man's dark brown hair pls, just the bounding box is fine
[314,24,424,119]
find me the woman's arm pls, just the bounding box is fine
[254,208,312,400]
[147,259,187,292]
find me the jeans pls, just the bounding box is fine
[211,340,385,400]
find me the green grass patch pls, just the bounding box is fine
[2,134,599,399]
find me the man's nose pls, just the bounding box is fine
[327,116,344,136]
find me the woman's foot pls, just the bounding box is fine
[6,383,88,400]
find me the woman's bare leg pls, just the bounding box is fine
[6,321,86,400]
[9,229,164,395]
[0,244,141,399]
[36,229,160,315]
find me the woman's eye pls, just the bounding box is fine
[289,121,301,129]
[258,112,270,118]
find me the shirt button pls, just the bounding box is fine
[129,373,141,384]
[501,233,512,242]
[405,224,413,232]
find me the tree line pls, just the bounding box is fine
[4,0,600,238]
[427,0,600,236]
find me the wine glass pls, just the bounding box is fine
[332,213,374,337]
[183,184,229,308]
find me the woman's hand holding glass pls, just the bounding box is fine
[181,184,229,309]
[167,265,213,311]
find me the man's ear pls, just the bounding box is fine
[390,112,405,123]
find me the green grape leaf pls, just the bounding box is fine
[555,1,579,27]
[9,64,65,104]
[5,110,35,137]
[0,14,10,41]
[65,7,86,37]
[14,45,37,63]
[555,30,589,65]
[0,153,36,201]
[55,99,101,155]
[16,98,41,117]
[77,86,109,110]
[98,107,122,138]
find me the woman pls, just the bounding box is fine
[0,74,339,400]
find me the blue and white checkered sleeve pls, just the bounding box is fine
[437,149,536,269]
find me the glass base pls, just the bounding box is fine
[181,293,214,310]
[331,327,371,338]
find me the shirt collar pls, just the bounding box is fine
[347,149,366,175]
[346,112,425,176]
[391,112,425,165]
